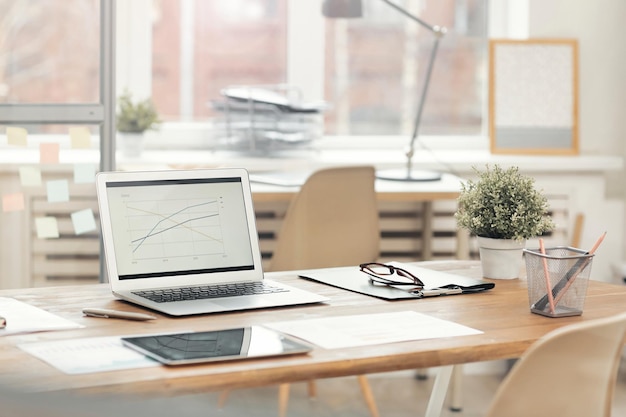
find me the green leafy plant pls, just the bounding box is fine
[455,165,555,241]
[116,90,161,133]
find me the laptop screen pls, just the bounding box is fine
[103,176,255,280]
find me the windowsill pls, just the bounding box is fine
[0,134,622,175]
[130,133,624,174]
[121,149,622,174]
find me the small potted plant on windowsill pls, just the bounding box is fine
[116,90,161,158]
[455,164,555,279]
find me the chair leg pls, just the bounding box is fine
[415,368,429,380]
[307,380,317,399]
[222,377,379,417]
[217,390,230,409]
[278,383,290,417]
[357,375,380,417]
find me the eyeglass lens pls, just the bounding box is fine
[360,263,423,286]
[364,263,394,275]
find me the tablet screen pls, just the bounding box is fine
[121,326,313,365]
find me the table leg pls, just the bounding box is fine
[424,365,454,417]
[448,365,463,412]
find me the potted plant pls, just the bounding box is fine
[116,90,160,157]
[455,165,555,279]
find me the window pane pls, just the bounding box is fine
[151,0,288,122]
[324,0,487,136]
[0,0,100,104]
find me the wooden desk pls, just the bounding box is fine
[2,261,625,413]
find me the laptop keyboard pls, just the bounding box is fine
[132,282,289,303]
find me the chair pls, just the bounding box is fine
[571,212,585,248]
[268,165,380,271]
[445,213,589,413]
[485,312,626,417]
[220,166,381,417]
[271,166,380,417]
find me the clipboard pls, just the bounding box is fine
[299,263,494,300]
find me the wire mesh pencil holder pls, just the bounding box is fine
[524,246,594,318]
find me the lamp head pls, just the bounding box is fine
[322,0,363,18]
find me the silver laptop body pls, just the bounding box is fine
[96,168,327,316]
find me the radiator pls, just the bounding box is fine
[25,193,569,286]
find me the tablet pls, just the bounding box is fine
[121,326,314,366]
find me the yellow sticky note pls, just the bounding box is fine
[40,143,60,164]
[7,127,28,147]
[35,217,60,239]
[46,179,70,203]
[19,166,43,187]
[71,208,97,235]
[69,127,91,149]
[2,192,25,212]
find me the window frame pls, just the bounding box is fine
[0,0,116,171]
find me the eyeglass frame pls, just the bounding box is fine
[359,262,425,288]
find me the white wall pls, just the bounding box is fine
[528,0,626,263]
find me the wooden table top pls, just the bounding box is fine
[1,260,625,397]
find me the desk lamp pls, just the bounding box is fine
[322,0,446,181]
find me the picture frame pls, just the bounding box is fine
[489,39,579,155]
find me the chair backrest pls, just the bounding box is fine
[486,312,626,417]
[268,166,380,271]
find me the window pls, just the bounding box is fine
[0,0,113,144]
[151,0,287,121]
[117,0,487,149]
[324,0,487,136]
[0,0,100,105]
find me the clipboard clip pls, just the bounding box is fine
[410,286,464,298]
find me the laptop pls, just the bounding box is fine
[95,168,328,316]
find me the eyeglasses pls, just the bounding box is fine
[359,262,425,288]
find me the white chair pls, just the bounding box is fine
[221,166,381,417]
[486,312,626,417]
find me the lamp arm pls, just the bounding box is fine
[405,34,441,176]
[380,0,440,33]
[378,0,446,177]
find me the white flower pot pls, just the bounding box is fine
[118,132,144,158]
[477,236,526,279]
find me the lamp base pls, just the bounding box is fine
[376,169,442,182]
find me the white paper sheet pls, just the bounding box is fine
[19,336,159,374]
[265,311,482,349]
[0,297,82,336]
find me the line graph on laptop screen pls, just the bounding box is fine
[105,178,255,278]
[127,197,224,259]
